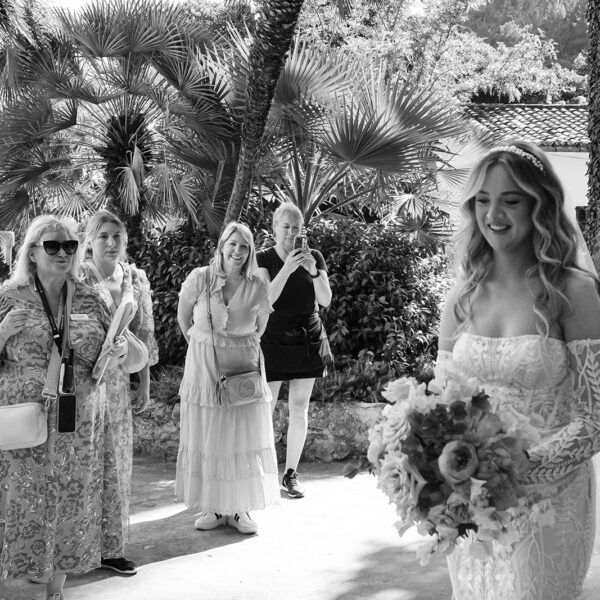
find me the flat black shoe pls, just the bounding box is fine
[100,557,138,575]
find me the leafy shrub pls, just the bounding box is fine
[128,225,215,366]
[131,218,450,403]
[151,365,185,405]
[311,349,394,403]
[307,219,450,387]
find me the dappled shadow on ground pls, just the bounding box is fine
[66,508,251,590]
[66,458,252,590]
[331,544,451,600]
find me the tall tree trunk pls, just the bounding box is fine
[224,0,305,227]
[585,0,600,269]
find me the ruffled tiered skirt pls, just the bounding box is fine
[175,327,280,514]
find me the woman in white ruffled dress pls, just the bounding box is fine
[175,222,279,535]
[438,141,600,599]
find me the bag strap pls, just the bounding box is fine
[42,278,75,399]
[35,275,66,351]
[205,268,224,380]
[205,268,262,378]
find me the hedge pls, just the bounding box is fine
[129,218,450,400]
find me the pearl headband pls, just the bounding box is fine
[485,145,546,174]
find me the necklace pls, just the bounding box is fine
[96,262,121,283]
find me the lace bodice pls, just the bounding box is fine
[451,333,572,432]
[446,333,600,485]
[443,333,599,600]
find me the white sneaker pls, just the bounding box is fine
[194,512,226,530]
[227,512,258,534]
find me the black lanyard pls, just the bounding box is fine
[35,275,66,352]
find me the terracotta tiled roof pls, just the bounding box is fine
[462,103,589,151]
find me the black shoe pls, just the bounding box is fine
[100,557,138,575]
[282,468,305,498]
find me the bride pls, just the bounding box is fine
[437,141,600,599]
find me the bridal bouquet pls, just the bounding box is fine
[366,361,554,565]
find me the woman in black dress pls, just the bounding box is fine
[257,202,332,498]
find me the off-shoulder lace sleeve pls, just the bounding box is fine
[523,339,600,484]
[129,265,159,367]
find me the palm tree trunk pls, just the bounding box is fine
[585,0,600,268]
[224,0,305,227]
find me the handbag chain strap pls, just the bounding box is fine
[204,268,225,381]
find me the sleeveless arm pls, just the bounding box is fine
[523,339,600,484]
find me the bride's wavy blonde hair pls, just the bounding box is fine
[453,140,594,337]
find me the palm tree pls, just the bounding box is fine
[223,0,394,226]
[585,0,600,267]
[0,0,221,235]
[0,0,466,240]
[228,39,468,231]
[225,0,305,225]
[0,0,57,105]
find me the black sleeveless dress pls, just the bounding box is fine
[257,246,331,381]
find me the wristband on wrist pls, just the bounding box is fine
[310,270,320,278]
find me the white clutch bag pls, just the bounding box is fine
[0,401,48,451]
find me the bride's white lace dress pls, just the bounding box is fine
[441,332,600,600]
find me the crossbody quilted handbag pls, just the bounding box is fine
[205,269,264,407]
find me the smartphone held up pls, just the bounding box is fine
[293,233,307,251]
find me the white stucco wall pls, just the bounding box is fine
[547,152,589,222]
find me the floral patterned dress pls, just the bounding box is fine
[0,280,124,581]
[80,262,158,552]
[441,333,599,600]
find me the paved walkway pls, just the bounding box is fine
[2,458,600,600]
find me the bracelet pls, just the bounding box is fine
[310,270,320,279]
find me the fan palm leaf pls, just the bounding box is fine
[269,40,353,133]
[319,104,428,172]
[56,0,190,60]
[0,188,33,229]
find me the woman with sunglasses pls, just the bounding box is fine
[80,209,158,576]
[0,215,127,600]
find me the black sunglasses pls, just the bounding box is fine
[33,240,79,256]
